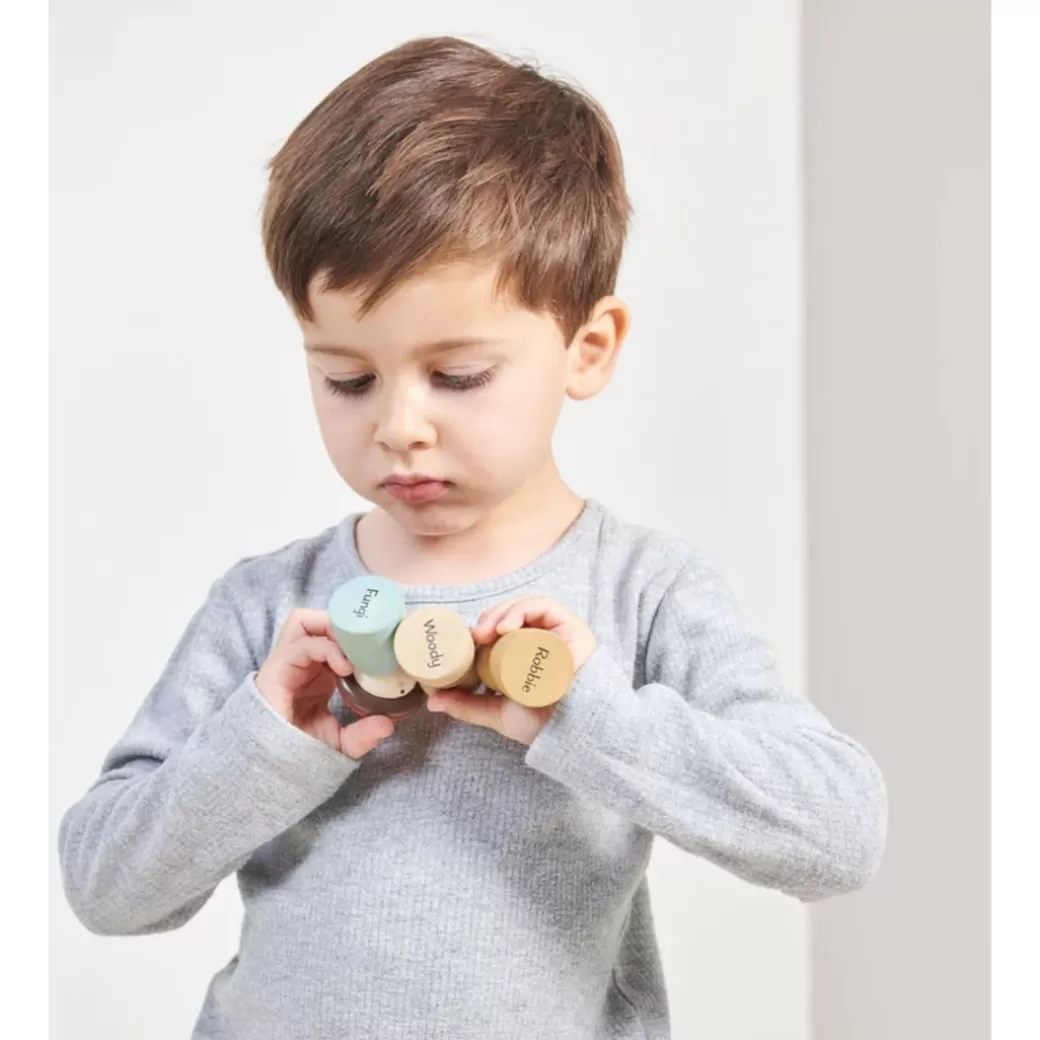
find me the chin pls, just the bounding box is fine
[383,496,483,538]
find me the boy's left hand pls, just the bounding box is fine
[425,597,596,746]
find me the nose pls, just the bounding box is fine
[374,382,436,454]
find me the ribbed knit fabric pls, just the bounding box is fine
[58,498,887,1039]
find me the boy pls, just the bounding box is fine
[58,35,887,1040]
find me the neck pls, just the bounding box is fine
[355,457,585,585]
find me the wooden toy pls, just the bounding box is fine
[393,606,482,693]
[327,576,577,719]
[474,628,575,708]
[327,576,425,720]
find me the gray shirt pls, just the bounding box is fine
[58,498,887,1039]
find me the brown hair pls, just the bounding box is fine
[260,36,631,343]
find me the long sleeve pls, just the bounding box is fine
[57,570,360,936]
[525,552,888,902]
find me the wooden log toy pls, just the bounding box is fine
[327,576,578,718]
[393,606,482,694]
[327,576,425,720]
[474,628,575,708]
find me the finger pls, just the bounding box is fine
[284,635,353,677]
[340,714,395,759]
[288,608,340,642]
[426,689,505,735]
[472,599,522,642]
[272,609,342,655]
[494,597,570,635]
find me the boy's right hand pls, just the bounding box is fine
[255,608,396,759]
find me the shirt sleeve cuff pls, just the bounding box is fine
[206,673,362,808]
[524,644,639,783]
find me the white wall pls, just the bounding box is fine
[802,2,990,1038]
[50,3,807,1037]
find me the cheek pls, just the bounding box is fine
[453,373,564,462]
[312,396,367,464]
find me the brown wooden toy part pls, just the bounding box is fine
[394,607,479,691]
[474,628,575,708]
[419,661,482,696]
[337,672,426,720]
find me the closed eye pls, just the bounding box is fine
[324,374,375,397]
[434,368,496,391]
[323,368,496,398]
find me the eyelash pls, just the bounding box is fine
[323,369,496,398]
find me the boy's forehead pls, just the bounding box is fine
[301,261,542,356]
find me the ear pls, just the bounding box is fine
[565,296,631,401]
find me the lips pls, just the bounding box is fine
[382,475,452,504]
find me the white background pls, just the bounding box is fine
[50,3,809,1038]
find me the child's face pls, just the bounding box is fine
[300,261,584,536]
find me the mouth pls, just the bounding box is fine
[381,475,453,504]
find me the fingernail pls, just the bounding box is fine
[427,700,444,712]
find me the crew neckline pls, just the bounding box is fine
[336,497,604,604]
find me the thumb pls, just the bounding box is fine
[340,714,396,760]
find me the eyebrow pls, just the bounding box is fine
[303,336,504,359]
